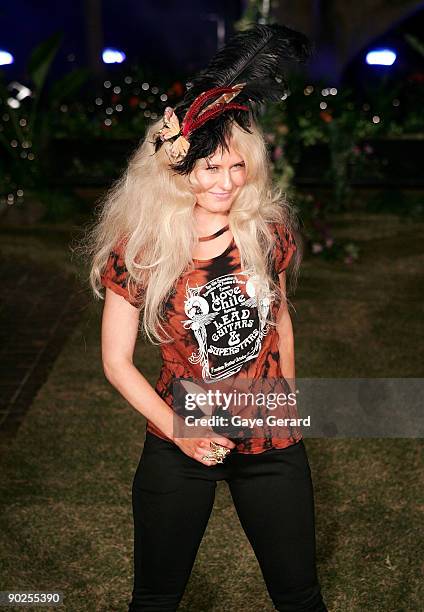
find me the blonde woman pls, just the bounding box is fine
[87,23,327,612]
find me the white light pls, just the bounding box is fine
[366,49,396,66]
[7,98,20,109]
[372,115,380,124]
[8,81,31,101]
[142,82,149,90]
[0,50,14,65]
[102,48,126,64]
[160,94,168,101]
[113,86,121,94]
[320,102,327,109]
[330,88,337,95]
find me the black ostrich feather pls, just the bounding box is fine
[182,23,312,109]
[154,22,313,175]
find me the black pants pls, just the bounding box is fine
[128,431,327,612]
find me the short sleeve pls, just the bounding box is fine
[272,222,297,275]
[100,240,142,307]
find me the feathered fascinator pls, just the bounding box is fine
[153,22,312,175]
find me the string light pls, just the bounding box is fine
[320,101,327,109]
[141,83,149,90]
[116,104,123,112]
[104,81,111,88]
[151,86,159,94]
[160,94,168,101]
[372,115,380,124]
[113,86,121,94]
[95,98,103,105]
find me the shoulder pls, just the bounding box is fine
[100,239,142,307]
[268,221,297,275]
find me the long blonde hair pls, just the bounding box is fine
[79,117,301,345]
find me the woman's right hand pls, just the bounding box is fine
[173,430,236,466]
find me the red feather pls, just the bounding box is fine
[187,103,249,135]
[181,85,245,137]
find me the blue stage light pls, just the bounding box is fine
[366,49,397,66]
[102,48,126,64]
[0,50,14,65]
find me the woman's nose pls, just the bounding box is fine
[218,170,233,190]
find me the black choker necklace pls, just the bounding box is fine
[198,224,230,242]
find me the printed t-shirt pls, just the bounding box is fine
[100,223,302,454]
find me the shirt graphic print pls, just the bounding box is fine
[100,222,302,454]
[182,270,272,383]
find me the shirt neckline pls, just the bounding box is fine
[192,236,236,264]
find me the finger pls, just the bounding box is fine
[194,448,217,466]
[212,436,236,449]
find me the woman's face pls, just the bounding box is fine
[189,142,247,213]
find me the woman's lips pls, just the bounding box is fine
[210,192,232,199]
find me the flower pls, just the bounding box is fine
[320,111,333,123]
[171,81,184,97]
[129,96,139,108]
[276,124,289,135]
[272,145,283,161]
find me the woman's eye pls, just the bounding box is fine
[207,166,218,171]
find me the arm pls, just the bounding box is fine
[101,287,177,440]
[276,270,295,392]
[101,287,235,462]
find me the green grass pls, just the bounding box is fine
[0,213,423,611]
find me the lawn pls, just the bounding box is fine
[0,212,423,611]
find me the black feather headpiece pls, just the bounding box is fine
[153,23,312,175]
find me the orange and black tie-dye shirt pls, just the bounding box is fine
[100,223,302,454]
